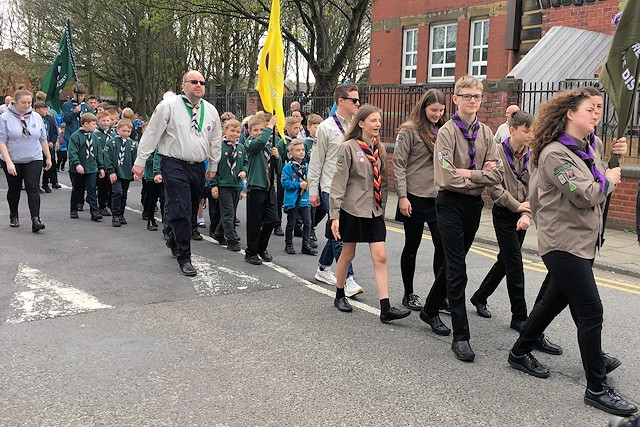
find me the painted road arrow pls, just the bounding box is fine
[6,264,113,324]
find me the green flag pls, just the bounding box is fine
[599,1,640,142]
[41,19,78,112]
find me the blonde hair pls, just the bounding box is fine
[307,114,323,127]
[224,119,241,130]
[121,108,135,120]
[285,116,301,128]
[248,116,267,129]
[454,75,483,95]
[287,139,304,151]
[117,118,133,129]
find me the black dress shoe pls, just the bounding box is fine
[43,185,52,193]
[470,296,491,318]
[38,187,45,194]
[245,253,262,265]
[285,244,296,254]
[91,212,103,222]
[510,319,526,333]
[191,230,203,240]
[402,293,423,311]
[52,183,62,189]
[227,241,242,252]
[99,208,112,216]
[301,245,317,255]
[451,340,475,362]
[309,240,318,248]
[419,311,451,336]
[334,296,352,312]
[380,307,411,323]
[31,217,45,232]
[273,226,284,236]
[508,351,550,378]
[180,262,197,276]
[119,216,127,225]
[604,353,622,374]
[533,334,563,355]
[70,211,79,219]
[585,387,637,416]
[10,216,19,227]
[258,251,273,262]
[439,298,451,314]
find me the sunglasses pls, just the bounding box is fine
[187,80,206,86]
[341,97,360,104]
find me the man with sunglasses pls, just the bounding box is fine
[308,84,363,297]
[133,70,222,277]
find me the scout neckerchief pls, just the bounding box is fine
[557,133,606,193]
[80,129,94,159]
[451,113,479,170]
[117,137,127,166]
[332,114,346,136]
[356,139,382,209]
[292,160,307,197]
[284,136,293,163]
[8,104,31,137]
[181,93,204,134]
[225,139,237,176]
[425,125,439,152]
[502,137,529,185]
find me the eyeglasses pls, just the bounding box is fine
[457,94,483,101]
[187,80,206,86]
[341,97,360,104]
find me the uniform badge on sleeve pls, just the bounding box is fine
[395,132,405,149]
[557,173,566,185]
[566,169,576,181]
[336,155,344,166]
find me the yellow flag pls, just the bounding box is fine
[255,0,286,140]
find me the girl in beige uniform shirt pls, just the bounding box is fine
[329,105,411,323]
[508,88,636,417]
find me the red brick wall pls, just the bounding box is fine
[609,176,638,227]
[370,30,404,85]
[541,1,619,36]
[486,15,510,79]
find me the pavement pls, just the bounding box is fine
[384,191,640,278]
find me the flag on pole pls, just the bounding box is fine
[255,0,286,140]
[41,18,79,112]
[599,1,640,141]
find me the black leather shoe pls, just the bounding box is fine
[99,208,111,216]
[70,211,78,219]
[191,230,203,240]
[419,311,451,336]
[245,253,262,265]
[451,340,475,362]
[604,353,622,374]
[10,216,19,227]
[43,185,52,193]
[510,319,526,333]
[91,212,103,222]
[533,334,563,355]
[52,183,62,189]
[585,387,638,416]
[31,217,45,232]
[471,296,491,318]
[273,226,284,236]
[285,244,296,254]
[259,251,273,262]
[301,245,317,255]
[439,298,451,314]
[112,217,121,227]
[180,262,197,276]
[119,216,127,225]
[402,293,423,311]
[334,296,352,312]
[380,307,411,323]
[309,240,318,248]
[213,234,227,246]
[508,351,550,378]
[38,187,45,194]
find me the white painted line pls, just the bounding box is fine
[7,264,113,324]
[190,254,279,296]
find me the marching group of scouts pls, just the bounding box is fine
[59,72,636,419]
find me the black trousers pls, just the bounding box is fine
[56,151,67,171]
[97,175,112,209]
[436,190,484,342]
[213,187,241,244]
[1,159,43,218]
[414,221,448,316]
[512,251,605,391]
[286,206,311,246]
[161,157,205,265]
[111,179,131,217]
[143,181,164,220]
[42,146,58,186]
[472,206,528,321]
[246,188,278,255]
[69,172,98,213]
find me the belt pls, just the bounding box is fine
[162,155,201,165]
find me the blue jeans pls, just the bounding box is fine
[318,192,354,277]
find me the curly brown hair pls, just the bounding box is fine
[531,88,592,167]
[398,89,447,154]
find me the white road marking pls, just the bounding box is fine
[7,264,113,324]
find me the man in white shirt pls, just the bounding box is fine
[493,105,520,144]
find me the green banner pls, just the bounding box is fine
[41,19,78,112]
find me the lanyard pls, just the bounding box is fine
[332,114,346,135]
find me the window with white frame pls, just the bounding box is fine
[402,28,418,84]
[469,19,489,79]
[429,23,457,82]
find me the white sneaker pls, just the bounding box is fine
[315,267,337,285]
[344,276,364,298]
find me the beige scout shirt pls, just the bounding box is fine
[329,138,388,220]
[134,95,222,173]
[392,127,437,198]
[434,118,503,195]
[308,113,349,197]
[488,138,531,216]
[532,137,613,259]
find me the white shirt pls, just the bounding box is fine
[308,113,349,196]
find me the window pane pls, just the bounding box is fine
[444,67,455,77]
[474,23,482,46]
[432,68,443,77]
[433,27,445,49]
[472,65,478,75]
[446,26,457,48]
[483,21,489,44]
[432,51,444,65]
[482,48,488,61]
[412,30,419,48]
[480,65,486,75]
[411,69,417,79]
[473,49,480,62]
[446,50,456,63]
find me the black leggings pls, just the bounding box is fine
[401,220,444,296]
[1,159,43,218]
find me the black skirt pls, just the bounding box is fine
[336,209,386,243]
[395,193,437,224]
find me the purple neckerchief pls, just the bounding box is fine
[556,133,607,193]
[332,114,346,136]
[587,133,598,154]
[502,137,529,185]
[452,113,479,170]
